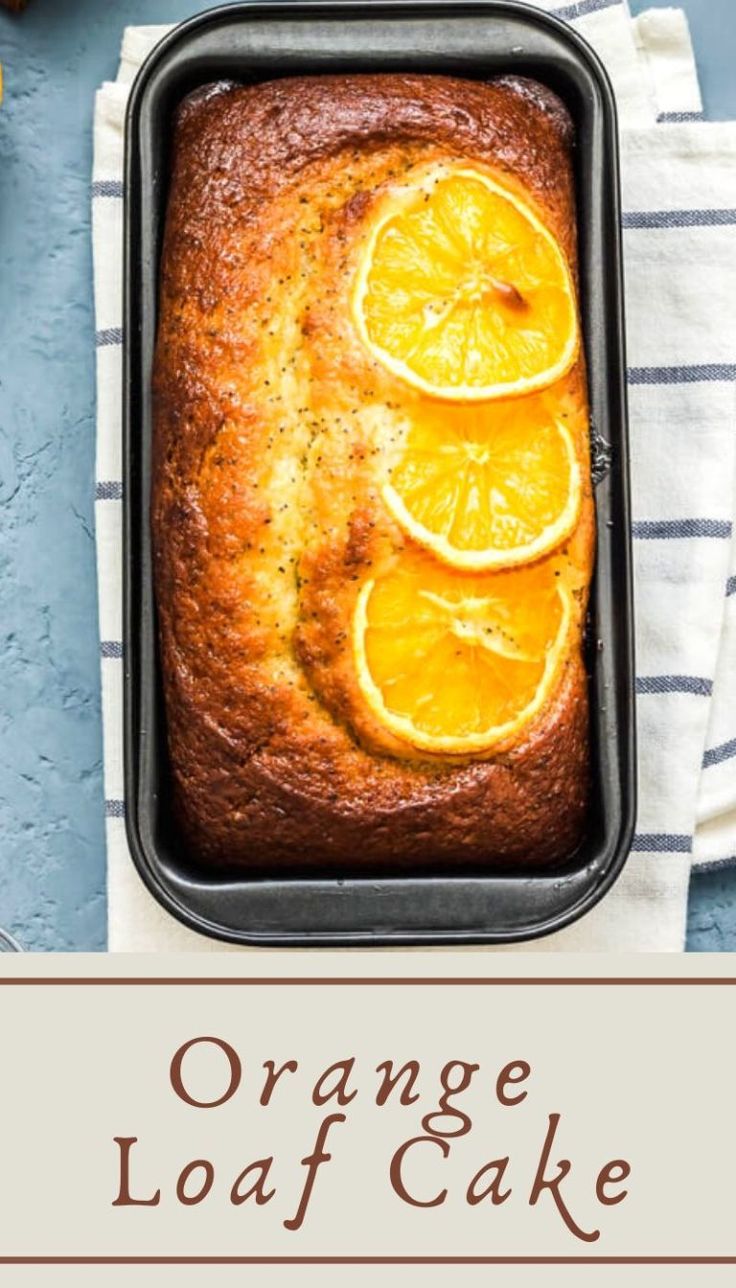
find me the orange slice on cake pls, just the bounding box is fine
[353,552,573,755]
[353,166,579,401]
[383,395,582,570]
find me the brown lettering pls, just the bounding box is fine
[390,1135,449,1208]
[312,1059,358,1107]
[596,1159,631,1206]
[112,1137,161,1207]
[467,1157,512,1206]
[231,1157,276,1206]
[422,1061,479,1138]
[170,1036,241,1109]
[529,1113,599,1243]
[260,1060,298,1106]
[176,1159,214,1206]
[375,1060,421,1107]
[283,1113,345,1232]
[496,1060,531,1107]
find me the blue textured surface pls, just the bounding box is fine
[0,0,732,951]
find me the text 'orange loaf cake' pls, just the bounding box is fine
[152,74,594,872]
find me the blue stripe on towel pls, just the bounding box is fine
[702,736,736,768]
[92,179,124,198]
[105,800,125,819]
[623,209,736,230]
[727,576,736,597]
[551,0,620,19]
[657,110,706,123]
[636,675,713,696]
[96,327,123,348]
[100,641,123,659]
[631,833,692,853]
[632,518,732,540]
[628,363,736,384]
[96,481,123,501]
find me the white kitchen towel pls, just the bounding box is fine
[629,12,736,880]
[93,2,736,951]
[632,4,702,119]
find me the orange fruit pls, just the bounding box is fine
[383,396,582,570]
[353,166,578,401]
[353,553,573,754]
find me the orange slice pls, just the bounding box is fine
[353,554,573,754]
[353,166,578,401]
[383,397,582,570]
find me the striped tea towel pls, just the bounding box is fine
[630,8,736,884]
[93,1,736,951]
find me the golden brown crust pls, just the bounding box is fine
[152,73,592,873]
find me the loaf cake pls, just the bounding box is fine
[152,73,594,872]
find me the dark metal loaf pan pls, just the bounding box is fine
[123,0,636,945]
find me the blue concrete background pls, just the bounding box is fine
[0,0,732,951]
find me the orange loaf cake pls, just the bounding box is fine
[152,73,594,871]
